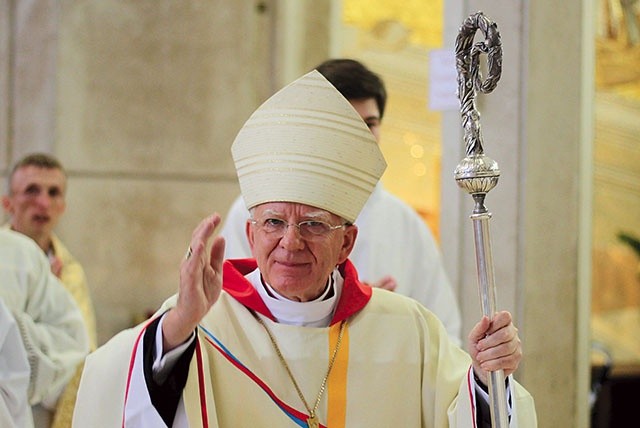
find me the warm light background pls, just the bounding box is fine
[341,0,445,240]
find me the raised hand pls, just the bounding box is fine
[162,214,226,351]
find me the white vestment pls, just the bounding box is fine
[0,230,89,424]
[0,299,33,428]
[74,260,537,427]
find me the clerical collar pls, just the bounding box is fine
[245,269,343,328]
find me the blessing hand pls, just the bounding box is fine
[162,213,226,352]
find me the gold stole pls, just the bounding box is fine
[327,321,349,428]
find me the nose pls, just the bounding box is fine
[35,192,52,208]
[278,223,305,250]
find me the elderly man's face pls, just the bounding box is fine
[246,202,357,302]
[2,166,67,245]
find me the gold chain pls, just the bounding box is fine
[252,311,346,427]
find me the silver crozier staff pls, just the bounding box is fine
[453,11,510,428]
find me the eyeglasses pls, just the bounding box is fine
[249,218,348,240]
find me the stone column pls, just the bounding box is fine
[272,0,335,87]
[0,0,59,180]
[13,0,59,157]
[0,0,9,172]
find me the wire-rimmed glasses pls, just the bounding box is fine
[249,218,348,240]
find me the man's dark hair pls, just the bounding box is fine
[315,59,387,119]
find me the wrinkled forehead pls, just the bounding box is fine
[10,165,67,190]
[252,202,338,221]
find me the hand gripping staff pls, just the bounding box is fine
[453,11,509,428]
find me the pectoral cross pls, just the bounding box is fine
[307,415,319,428]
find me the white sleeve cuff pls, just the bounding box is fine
[151,313,196,384]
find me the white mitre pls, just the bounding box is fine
[231,70,387,223]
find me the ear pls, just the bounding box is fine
[1,195,13,214]
[245,219,255,252]
[336,225,358,265]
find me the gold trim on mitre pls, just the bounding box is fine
[231,70,387,223]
